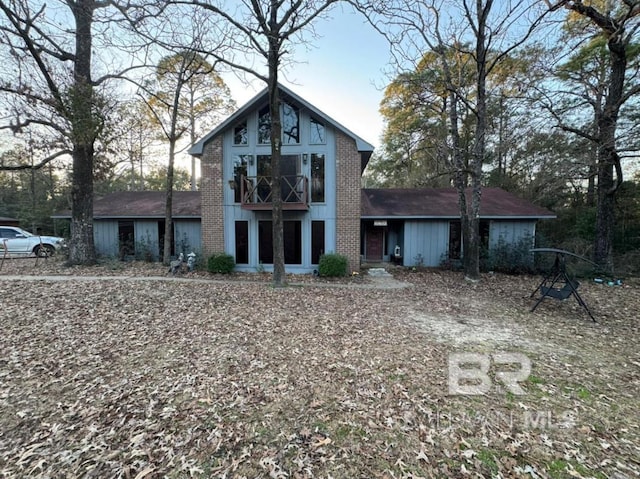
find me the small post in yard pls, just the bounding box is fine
[0,239,9,272]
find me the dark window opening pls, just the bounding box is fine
[311,154,325,203]
[258,105,271,144]
[235,221,249,264]
[233,155,249,203]
[311,221,325,264]
[449,220,461,260]
[480,220,491,250]
[233,120,248,145]
[284,221,302,264]
[118,220,135,259]
[258,220,273,264]
[258,220,302,264]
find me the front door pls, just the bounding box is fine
[366,226,384,261]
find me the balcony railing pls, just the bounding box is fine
[240,175,309,210]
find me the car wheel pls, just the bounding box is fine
[35,244,55,257]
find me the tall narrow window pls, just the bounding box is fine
[282,102,300,144]
[480,220,491,250]
[311,221,325,264]
[258,221,273,264]
[257,155,272,203]
[310,117,326,144]
[449,220,462,259]
[283,221,302,264]
[235,221,249,264]
[258,105,271,144]
[311,154,325,203]
[233,120,248,145]
[232,155,249,203]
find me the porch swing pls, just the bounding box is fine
[529,248,597,322]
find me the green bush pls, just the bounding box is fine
[207,253,235,274]
[482,234,536,275]
[318,253,348,277]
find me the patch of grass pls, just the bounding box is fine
[577,386,591,401]
[477,449,499,476]
[528,374,545,385]
[547,459,606,479]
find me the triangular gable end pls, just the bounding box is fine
[188,83,374,171]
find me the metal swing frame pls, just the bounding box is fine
[529,248,597,322]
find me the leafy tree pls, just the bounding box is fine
[141,50,234,264]
[540,0,640,271]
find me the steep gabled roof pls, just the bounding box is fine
[188,83,374,170]
[52,191,201,219]
[361,188,556,219]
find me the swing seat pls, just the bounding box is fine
[541,280,580,300]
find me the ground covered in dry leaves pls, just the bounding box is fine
[0,258,638,478]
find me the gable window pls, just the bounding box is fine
[258,102,300,145]
[282,102,300,144]
[233,120,248,145]
[258,105,271,144]
[310,117,326,144]
[311,154,325,203]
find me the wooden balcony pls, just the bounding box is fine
[240,175,309,210]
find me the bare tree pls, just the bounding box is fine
[355,0,551,280]
[172,0,340,286]
[0,0,151,264]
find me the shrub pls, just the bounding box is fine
[482,234,536,275]
[318,253,348,277]
[207,253,235,274]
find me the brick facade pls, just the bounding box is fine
[200,136,225,256]
[335,131,362,272]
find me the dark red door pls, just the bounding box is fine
[366,227,384,261]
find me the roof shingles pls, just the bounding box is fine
[361,188,555,218]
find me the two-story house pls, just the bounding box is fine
[188,84,374,273]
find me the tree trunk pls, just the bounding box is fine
[163,139,175,265]
[592,36,625,271]
[268,20,286,287]
[67,0,96,265]
[464,0,490,282]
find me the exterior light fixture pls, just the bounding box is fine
[302,153,309,164]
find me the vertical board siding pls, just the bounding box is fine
[175,221,202,255]
[403,221,449,267]
[135,220,160,261]
[94,221,119,257]
[489,221,536,248]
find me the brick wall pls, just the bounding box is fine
[335,131,361,272]
[200,136,225,256]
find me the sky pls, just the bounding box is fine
[220,7,391,150]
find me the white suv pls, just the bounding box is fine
[0,226,66,257]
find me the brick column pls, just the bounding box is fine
[200,136,225,256]
[335,131,361,272]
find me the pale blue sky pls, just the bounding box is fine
[222,8,390,149]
